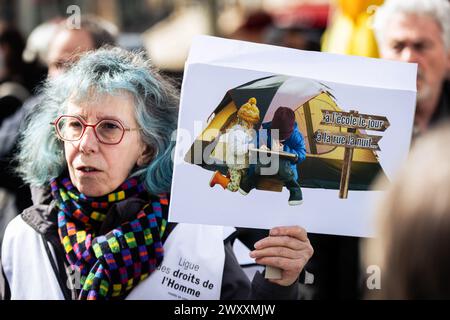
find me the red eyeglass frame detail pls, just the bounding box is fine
[50,115,141,145]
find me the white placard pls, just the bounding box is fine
[169,36,416,237]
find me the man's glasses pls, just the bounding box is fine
[50,115,140,145]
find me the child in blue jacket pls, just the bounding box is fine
[240,107,306,205]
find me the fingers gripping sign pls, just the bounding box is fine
[249,226,314,286]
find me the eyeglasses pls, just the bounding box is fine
[50,115,140,145]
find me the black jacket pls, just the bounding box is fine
[431,80,450,126]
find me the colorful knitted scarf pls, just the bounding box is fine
[50,176,168,300]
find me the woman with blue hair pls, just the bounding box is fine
[0,47,313,300]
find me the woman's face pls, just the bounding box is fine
[64,93,147,197]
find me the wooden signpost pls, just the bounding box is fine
[314,110,390,198]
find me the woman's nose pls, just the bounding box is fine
[78,126,99,154]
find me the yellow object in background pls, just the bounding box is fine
[322,0,384,58]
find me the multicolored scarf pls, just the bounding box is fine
[50,176,168,300]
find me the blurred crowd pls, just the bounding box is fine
[0,0,449,300]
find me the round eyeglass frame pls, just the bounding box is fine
[50,115,141,145]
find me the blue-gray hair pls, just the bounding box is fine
[17,47,179,194]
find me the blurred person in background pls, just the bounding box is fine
[0,15,118,245]
[0,23,44,97]
[0,23,29,150]
[266,26,321,52]
[21,18,63,74]
[0,22,46,246]
[265,2,327,52]
[358,0,450,300]
[0,19,62,163]
[229,10,274,44]
[374,0,450,137]
[364,121,450,299]
[299,0,450,300]
[1,14,118,159]
[46,14,118,79]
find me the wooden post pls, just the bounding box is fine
[316,109,388,199]
[339,111,357,199]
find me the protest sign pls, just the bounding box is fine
[170,36,416,237]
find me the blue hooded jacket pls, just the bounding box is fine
[259,122,306,180]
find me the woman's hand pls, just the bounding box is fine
[249,226,314,286]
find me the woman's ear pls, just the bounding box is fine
[137,145,155,166]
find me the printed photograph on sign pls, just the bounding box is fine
[170,36,416,237]
[184,75,390,205]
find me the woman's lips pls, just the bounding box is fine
[76,166,101,175]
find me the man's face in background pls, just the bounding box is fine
[378,13,450,105]
[47,28,94,79]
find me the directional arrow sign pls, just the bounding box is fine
[320,110,390,131]
[314,130,382,151]
[316,109,389,199]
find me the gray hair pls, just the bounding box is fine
[373,0,450,51]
